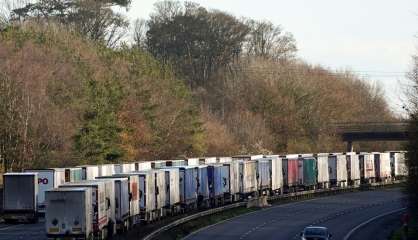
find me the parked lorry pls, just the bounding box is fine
[315,153,330,189]
[265,156,283,194]
[45,188,93,239]
[59,181,109,239]
[135,162,152,171]
[187,158,199,166]
[208,164,229,206]
[151,161,167,169]
[390,151,408,179]
[153,170,167,217]
[3,173,38,223]
[136,171,158,221]
[346,152,361,186]
[112,173,141,225]
[177,166,198,209]
[300,157,317,189]
[78,165,99,180]
[328,154,348,187]
[255,158,272,194]
[65,167,83,183]
[96,177,131,232]
[283,155,299,192]
[373,152,391,182]
[98,164,115,177]
[24,168,65,212]
[238,160,257,196]
[165,160,186,167]
[200,157,217,165]
[222,161,240,201]
[196,165,210,207]
[218,157,232,163]
[159,168,180,213]
[359,152,375,183]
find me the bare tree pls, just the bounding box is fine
[244,20,297,61]
[132,18,147,50]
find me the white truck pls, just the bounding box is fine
[45,188,93,239]
[96,177,130,233]
[346,152,360,186]
[78,165,99,180]
[316,153,330,189]
[59,181,109,239]
[3,173,39,223]
[24,168,66,213]
[159,168,180,213]
[98,164,115,177]
[113,173,141,225]
[328,154,348,187]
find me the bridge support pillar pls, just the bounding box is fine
[347,141,354,152]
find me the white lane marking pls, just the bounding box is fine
[0,224,23,231]
[184,198,320,240]
[343,207,406,240]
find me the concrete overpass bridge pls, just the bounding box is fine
[334,121,409,151]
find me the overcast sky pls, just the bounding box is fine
[125,0,418,115]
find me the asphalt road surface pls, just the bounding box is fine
[0,188,405,240]
[186,188,406,240]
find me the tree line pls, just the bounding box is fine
[0,0,398,171]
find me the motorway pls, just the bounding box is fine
[186,188,406,240]
[0,188,405,240]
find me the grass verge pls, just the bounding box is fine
[390,217,418,240]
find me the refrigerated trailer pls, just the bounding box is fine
[59,181,109,239]
[177,166,198,210]
[359,153,375,183]
[196,165,210,207]
[187,158,199,166]
[98,164,115,177]
[3,173,38,223]
[268,156,283,195]
[45,188,93,239]
[135,162,152,171]
[151,161,167,169]
[112,173,141,225]
[222,161,240,201]
[373,152,391,182]
[283,155,299,192]
[159,168,181,214]
[78,165,99,180]
[390,151,408,179]
[300,157,317,190]
[255,158,272,195]
[135,171,158,221]
[24,168,65,213]
[65,167,83,183]
[346,152,360,186]
[153,170,167,217]
[328,154,348,187]
[238,160,257,197]
[315,153,330,189]
[208,164,230,206]
[96,177,130,233]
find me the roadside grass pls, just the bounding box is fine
[390,218,418,240]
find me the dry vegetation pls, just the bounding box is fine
[0,0,399,171]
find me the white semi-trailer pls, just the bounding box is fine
[24,168,65,212]
[45,188,93,239]
[59,181,109,239]
[3,173,39,223]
